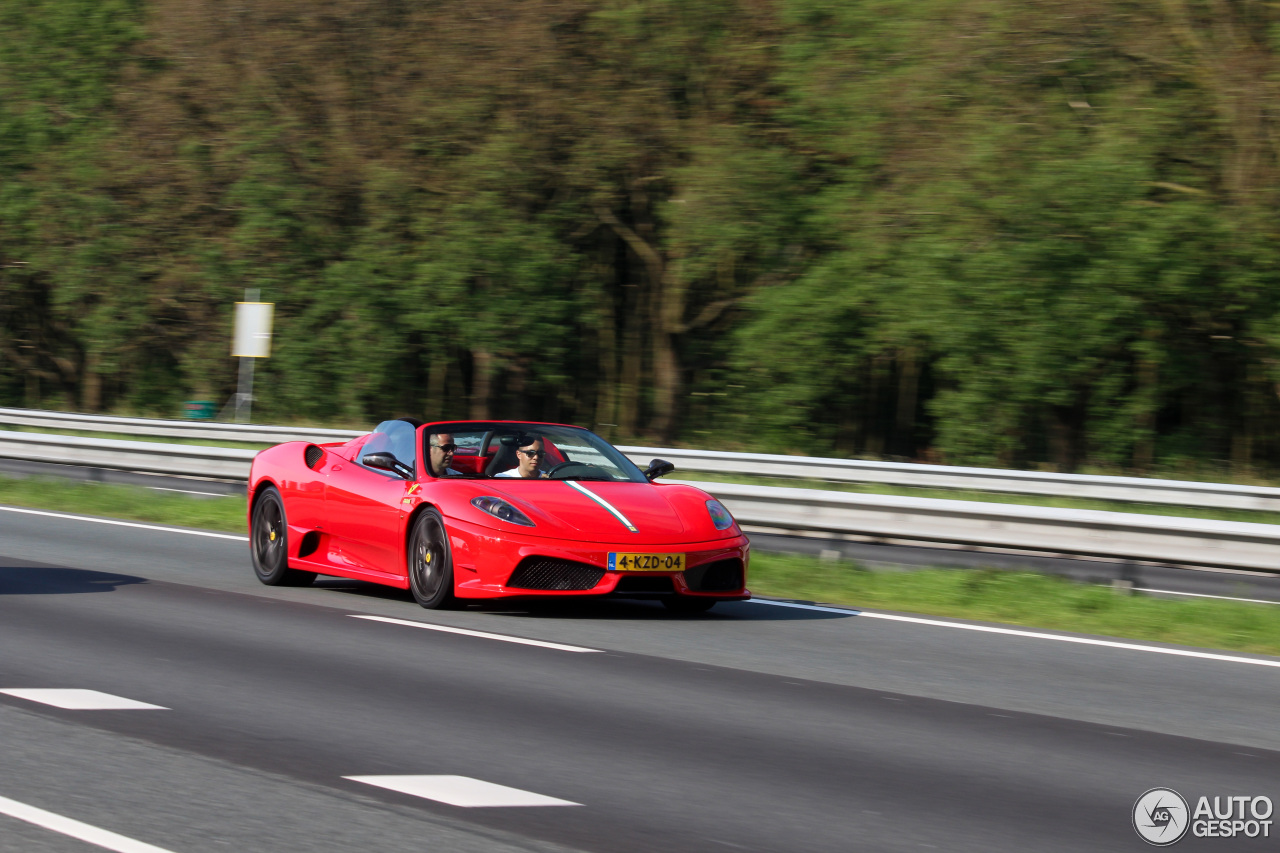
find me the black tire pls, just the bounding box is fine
[663,596,717,615]
[408,508,455,609]
[250,486,316,587]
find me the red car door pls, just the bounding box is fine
[323,460,411,579]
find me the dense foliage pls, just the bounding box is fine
[4,0,1280,474]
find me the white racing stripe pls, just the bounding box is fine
[0,794,178,853]
[0,505,245,541]
[345,775,581,808]
[349,615,601,653]
[562,481,637,532]
[748,598,1280,669]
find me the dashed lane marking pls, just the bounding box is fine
[344,775,581,808]
[0,794,178,853]
[0,689,168,710]
[349,615,601,653]
[0,505,245,540]
[748,598,1280,668]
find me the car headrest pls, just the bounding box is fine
[485,443,519,477]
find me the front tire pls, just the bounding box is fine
[408,508,455,609]
[251,486,316,587]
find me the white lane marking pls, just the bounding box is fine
[1135,587,1280,605]
[0,794,178,853]
[147,487,231,497]
[748,599,1280,669]
[562,481,638,532]
[345,775,581,808]
[0,689,168,710]
[348,615,601,653]
[0,505,245,541]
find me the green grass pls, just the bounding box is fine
[749,552,1280,657]
[0,474,247,534]
[3,471,1278,657]
[675,470,1280,526]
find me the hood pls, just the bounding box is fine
[458,480,729,545]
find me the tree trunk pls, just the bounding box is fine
[427,353,447,419]
[895,350,919,456]
[650,328,679,441]
[594,271,619,439]
[81,352,102,412]
[618,307,642,438]
[469,349,495,420]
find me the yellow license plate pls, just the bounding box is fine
[608,552,686,572]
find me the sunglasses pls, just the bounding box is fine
[518,449,545,458]
[431,443,457,453]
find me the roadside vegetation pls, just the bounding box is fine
[3,473,1277,657]
[6,1,1280,486]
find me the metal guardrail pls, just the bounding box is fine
[4,406,1280,512]
[0,407,360,445]
[620,446,1280,512]
[0,431,257,479]
[0,428,1276,572]
[694,481,1280,573]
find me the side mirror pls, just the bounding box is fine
[363,452,413,479]
[643,458,675,481]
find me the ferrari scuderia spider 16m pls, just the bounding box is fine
[247,419,750,613]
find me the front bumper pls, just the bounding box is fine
[444,516,750,600]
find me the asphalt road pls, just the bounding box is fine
[1,505,1278,852]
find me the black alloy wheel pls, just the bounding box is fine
[250,486,316,587]
[408,508,455,609]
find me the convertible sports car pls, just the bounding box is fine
[247,419,750,612]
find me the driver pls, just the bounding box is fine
[496,434,545,478]
[428,432,462,477]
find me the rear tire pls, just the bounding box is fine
[250,486,316,587]
[408,508,455,609]
[663,597,717,615]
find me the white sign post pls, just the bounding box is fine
[231,288,274,423]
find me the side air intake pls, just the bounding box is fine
[506,558,605,591]
[683,558,744,592]
[304,445,324,469]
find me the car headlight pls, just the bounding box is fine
[706,499,735,531]
[472,496,536,527]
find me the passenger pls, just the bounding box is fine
[428,432,462,477]
[496,434,545,478]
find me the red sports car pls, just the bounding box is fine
[247,419,750,612]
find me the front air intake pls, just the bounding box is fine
[683,558,744,592]
[304,445,324,469]
[614,575,676,594]
[506,558,605,591]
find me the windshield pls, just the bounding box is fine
[423,422,647,482]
